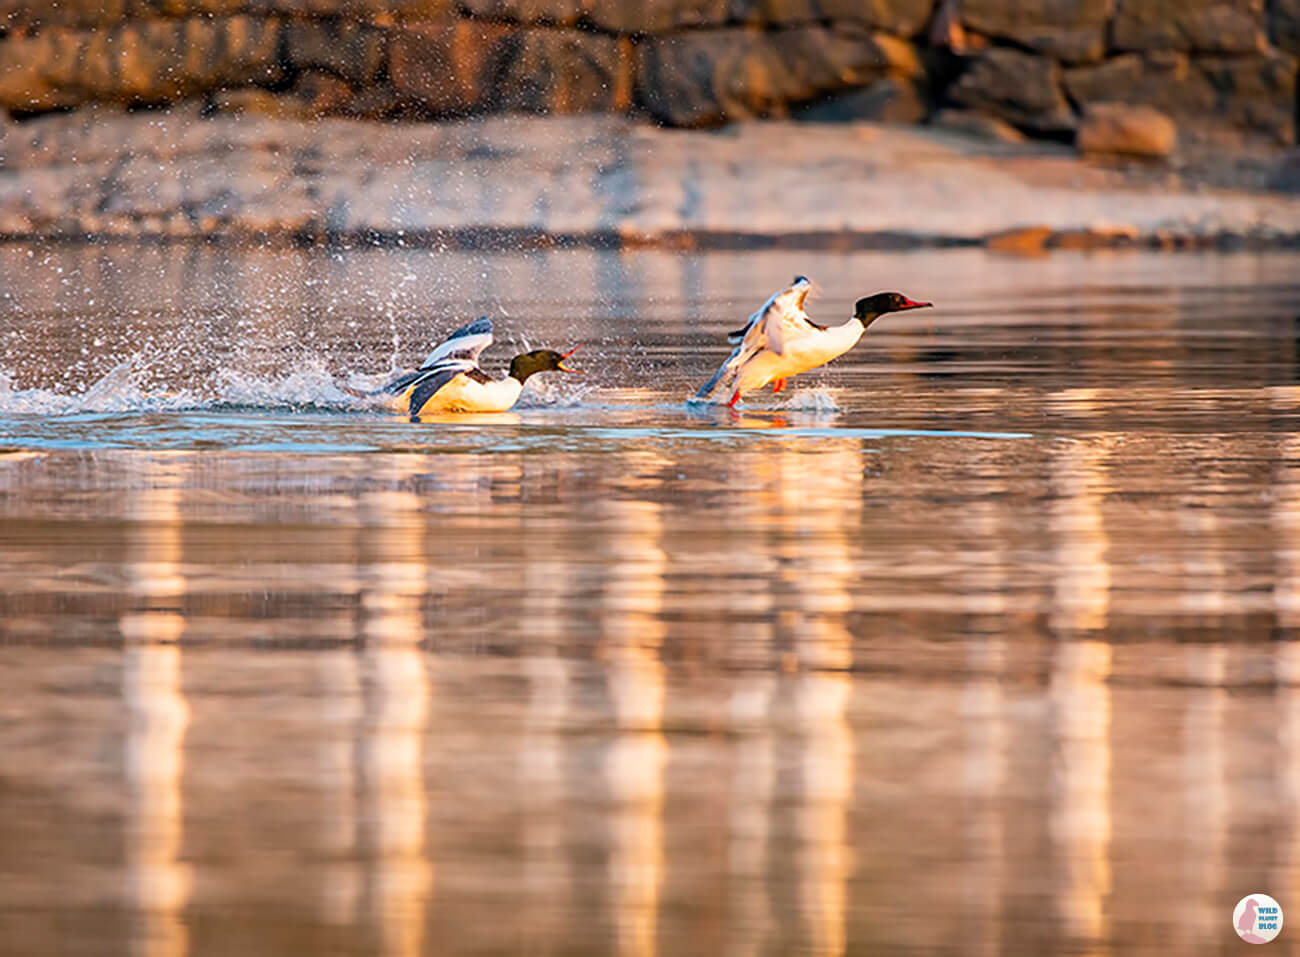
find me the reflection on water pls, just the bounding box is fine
[122,455,191,957]
[359,458,433,957]
[2,246,1300,955]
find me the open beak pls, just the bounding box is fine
[899,298,933,310]
[557,344,583,374]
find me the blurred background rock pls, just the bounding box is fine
[1,0,1299,242]
[1,0,1296,143]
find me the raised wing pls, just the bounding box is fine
[420,317,493,368]
[726,275,815,350]
[404,359,477,419]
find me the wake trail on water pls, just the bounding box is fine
[0,351,599,417]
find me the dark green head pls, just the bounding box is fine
[508,346,582,383]
[854,292,933,326]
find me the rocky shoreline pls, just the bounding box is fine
[3,108,1300,251]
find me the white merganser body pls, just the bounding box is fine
[693,276,932,407]
[344,317,580,418]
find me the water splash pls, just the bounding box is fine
[781,387,842,412]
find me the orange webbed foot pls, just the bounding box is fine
[771,378,787,395]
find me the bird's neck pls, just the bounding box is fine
[835,317,869,345]
[854,311,882,331]
[508,355,544,383]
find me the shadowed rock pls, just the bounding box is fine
[636,25,893,126]
[458,0,934,35]
[796,77,927,124]
[931,108,1027,142]
[391,22,629,116]
[951,48,1076,133]
[1273,0,1300,54]
[286,19,388,85]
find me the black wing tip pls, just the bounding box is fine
[792,274,810,285]
[448,316,492,339]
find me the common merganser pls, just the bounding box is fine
[343,317,581,419]
[693,276,932,408]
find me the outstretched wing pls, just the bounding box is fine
[420,317,494,368]
[725,275,814,347]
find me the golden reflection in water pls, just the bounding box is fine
[1180,646,1226,951]
[961,500,1008,957]
[1049,416,1113,635]
[520,469,579,940]
[318,647,363,927]
[1275,436,1300,631]
[120,453,192,957]
[600,496,668,957]
[1050,640,1112,956]
[358,457,432,957]
[775,444,858,957]
[521,655,573,940]
[1279,640,1300,923]
[726,670,777,957]
[1178,437,1230,617]
[1274,440,1300,921]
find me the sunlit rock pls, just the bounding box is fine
[1076,101,1176,158]
[1065,50,1298,143]
[1111,0,1267,54]
[960,0,1112,63]
[0,16,283,112]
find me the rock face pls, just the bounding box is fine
[1272,0,1300,54]
[391,23,630,116]
[795,77,927,124]
[1065,51,1298,142]
[0,16,283,112]
[960,0,1113,63]
[0,0,1294,144]
[951,48,1076,133]
[636,25,892,126]
[1111,0,1266,53]
[1076,101,1176,156]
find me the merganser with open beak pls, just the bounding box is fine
[693,276,932,408]
[342,317,581,419]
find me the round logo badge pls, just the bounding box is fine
[1234,894,1284,944]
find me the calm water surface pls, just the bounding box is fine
[3,246,1300,955]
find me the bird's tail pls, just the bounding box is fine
[336,381,378,399]
[692,346,745,403]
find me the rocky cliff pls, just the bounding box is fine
[0,0,1296,145]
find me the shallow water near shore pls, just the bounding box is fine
[3,244,1300,955]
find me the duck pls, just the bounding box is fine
[693,276,932,408]
[342,317,581,418]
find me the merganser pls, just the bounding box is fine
[693,276,932,408]
[343,317,581,419]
